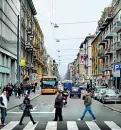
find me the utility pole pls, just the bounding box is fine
[17,15,20,83]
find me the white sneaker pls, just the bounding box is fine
[78,118,82,121]
[92,119,96,122]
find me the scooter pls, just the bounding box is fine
[63,93,68,106]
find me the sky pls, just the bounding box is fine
[33,0,111,77]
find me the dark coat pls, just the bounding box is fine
[54,95,63,108]
[23,97,33,117]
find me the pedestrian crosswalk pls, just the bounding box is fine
[0,121,121,130]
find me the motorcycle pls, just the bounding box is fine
[63,93,68,106]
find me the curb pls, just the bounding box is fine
[103,104,121,113]
[7,94,41,111]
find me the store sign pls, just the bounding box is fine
[0,66,10,74]
[19,57,25,66]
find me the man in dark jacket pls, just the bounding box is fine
[78,91,96,121]
[53,90,63,121]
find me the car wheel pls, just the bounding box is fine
[70,95,71,98]
[78,95,81,98]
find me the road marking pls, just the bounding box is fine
[45,121,57,130]
[7,112,55,114]
[67,121,79,130]
[1,121,19,130]
[31,105,38,111]
[85,121,101,130]
[23,121,38,130]
[104,121,121,130]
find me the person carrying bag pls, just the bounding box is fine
[19,95,36,125]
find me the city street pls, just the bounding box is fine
[1,94,121,130]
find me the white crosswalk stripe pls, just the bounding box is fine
[23,121,38,130]
[67,121,79,130]
[104,121,121,130]
[85,121,101,130]
[0,121,121,130]
[45,121,57,130]
[1,121,19,130]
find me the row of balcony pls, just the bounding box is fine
[98,41,121,57]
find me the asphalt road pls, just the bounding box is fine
[1,93,121,130]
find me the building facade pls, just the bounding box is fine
[0,0,20,87]
[20,0,37,83]
[32,17,45,84]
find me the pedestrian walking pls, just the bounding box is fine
[18,84,21,99]
[78,91,96,121]
[53,90,63,121]
[0,89,7,126]
[5,85,10,102]
[19,95,36,125]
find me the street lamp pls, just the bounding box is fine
[56,39,60,42]
[54,24,59,28]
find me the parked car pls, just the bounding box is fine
[70,87,81,98]
[93,86,105,99]
[96,88,107,101]
[93,88,100,100]
[101,89,121,104]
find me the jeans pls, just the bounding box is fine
[1,107,6,124]
[80,106,96,120]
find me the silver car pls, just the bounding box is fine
[101,89,121,104]
[96,88,106,101]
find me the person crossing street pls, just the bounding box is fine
[78,91,96,121]
[0,89,7,126]
[19,95,36,125]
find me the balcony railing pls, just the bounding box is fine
[114,41,121,51]
[25,42,33,51]
[105,47,113,55]
[105,65,112,71]
[112,21,121,33]
[98,21,105,31]
[105,32,113,39]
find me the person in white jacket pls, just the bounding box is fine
[0,89,7,126]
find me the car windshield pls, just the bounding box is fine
[72,88,78,91]
[106,90,115,94]
[42,80,56,88]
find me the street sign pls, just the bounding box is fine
[114,64,120,70]
[19,57,25,66]
[114,64,120,77]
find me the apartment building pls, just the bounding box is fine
[47,57,54,76]
[20,0,37,83]
[97,0,121,89]
[32,17,45,85]
[81,35,95,80]
[0,0,20,87]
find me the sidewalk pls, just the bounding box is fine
[103,104,121,113]
[7,89,41,111]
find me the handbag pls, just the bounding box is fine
[19,103,26,110]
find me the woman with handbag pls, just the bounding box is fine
[19,95,36,125]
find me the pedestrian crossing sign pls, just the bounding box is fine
[19,57,25,66]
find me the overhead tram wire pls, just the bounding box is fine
[56,21,97,25]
